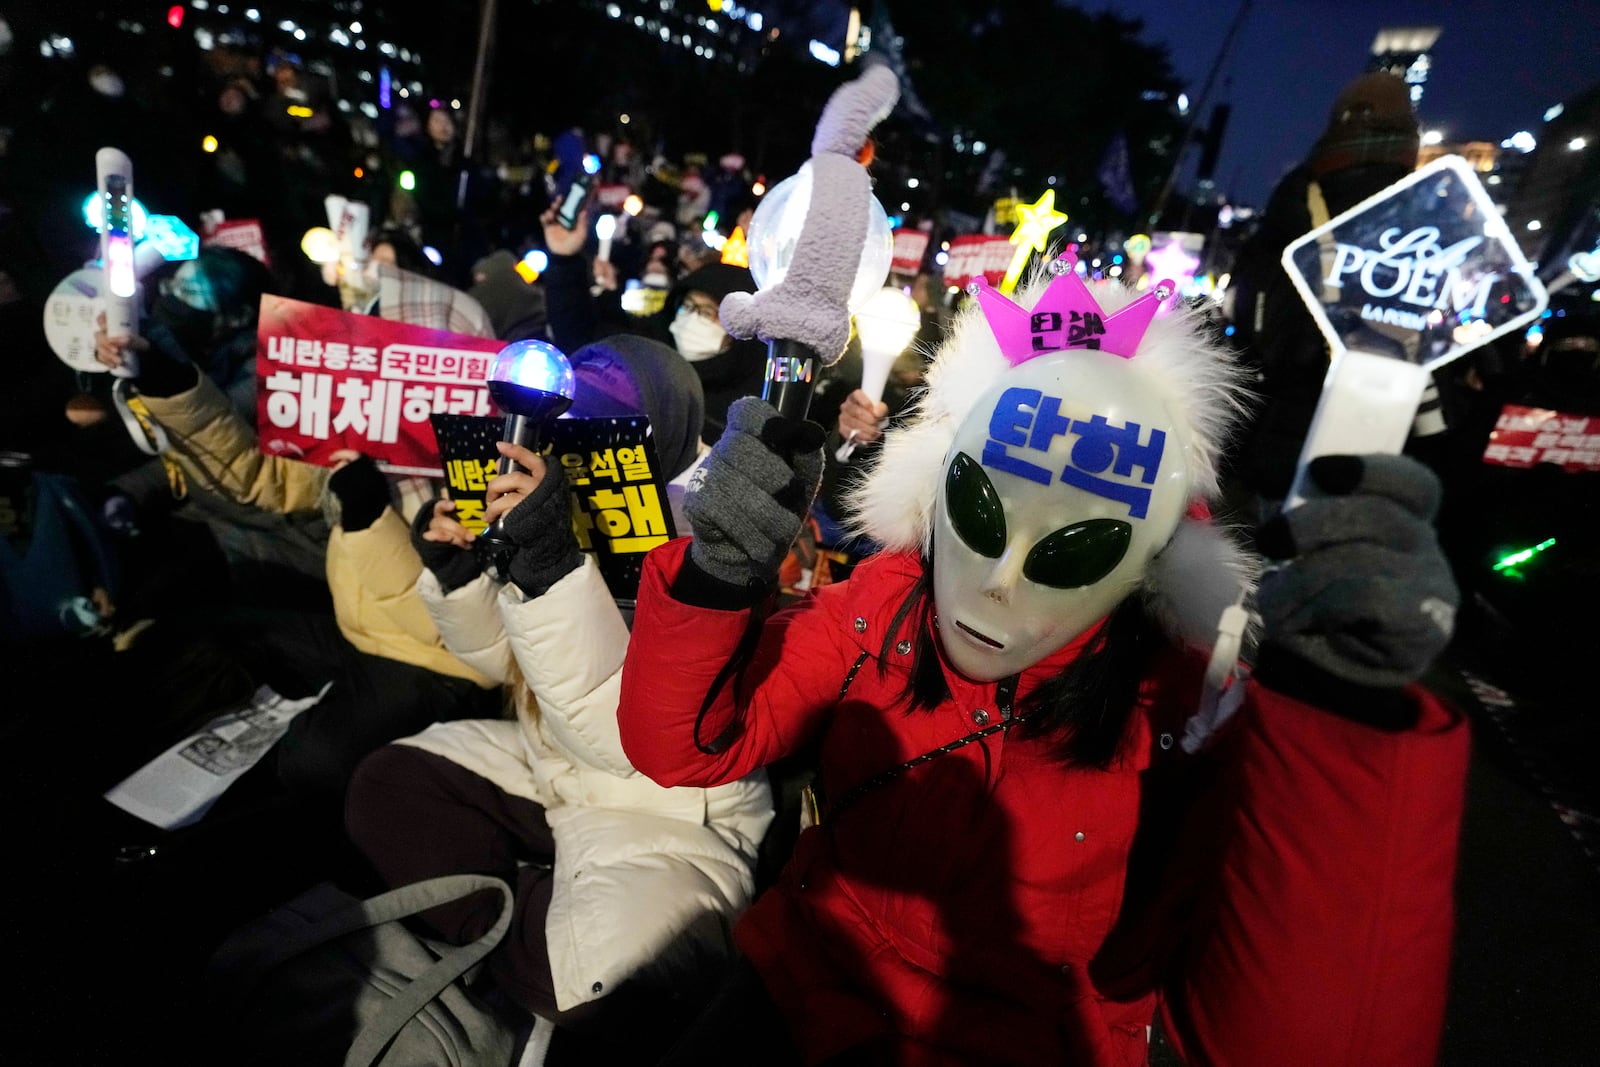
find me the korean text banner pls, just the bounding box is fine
[942,234,1015,290]
[430,413,677,602]
[1483,405,1600,472]
[256,295,505,475]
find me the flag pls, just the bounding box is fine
[1098,132,1138,215]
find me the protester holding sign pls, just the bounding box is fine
[100,331,500,797]
[345,337,771,1049]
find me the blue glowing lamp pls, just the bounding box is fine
[485,339,577,470]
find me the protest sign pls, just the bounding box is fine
[1483,405,1600,472]
[201,217,271,266]
[430,413,677,601]
[941,234,1014,289]
[890,229,930,275]
[256,295,504,475]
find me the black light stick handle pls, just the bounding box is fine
[476,415,547,581]
[496,413,541,478]
[762,338,822,422]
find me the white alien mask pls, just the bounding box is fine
[931,348,1191,681]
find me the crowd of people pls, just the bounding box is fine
[0,36,1595,1067]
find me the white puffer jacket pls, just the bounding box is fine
[400,554,774,1011]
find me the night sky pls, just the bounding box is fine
[1094,0,1600,208]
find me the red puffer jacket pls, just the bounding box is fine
[619,541,1469,1066]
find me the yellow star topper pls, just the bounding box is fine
[1000,189,1069,294]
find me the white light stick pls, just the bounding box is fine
[595,213,617,263]
[836,286,921,461]
[96,147,139,378]
[1279,156,1548,507]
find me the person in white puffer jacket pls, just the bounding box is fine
[344,337,772,1041]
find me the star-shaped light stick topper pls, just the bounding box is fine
[1144,236,1200,292]
[999,189,1069,294]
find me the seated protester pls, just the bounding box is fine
[540,205,763,444]
[345,337,771,1042]
[92,337,499,798]
[145,247,276,423]
[618,270,1470,1067]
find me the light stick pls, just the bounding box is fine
[475,340,578,581]
[998,189,1069,295]
[96,148,139,378]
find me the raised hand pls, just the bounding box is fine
[684,397,825,593]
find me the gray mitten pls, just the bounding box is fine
[682,396,825,600]
[1254,454,1459,727]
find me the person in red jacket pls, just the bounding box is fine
[616,254,1470,1066]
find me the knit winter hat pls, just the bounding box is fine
[1307,72,1420,178]
[672,263,756,307]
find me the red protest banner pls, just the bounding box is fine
[1483,405,1600,472]
[941,234,1015,289]
[256,295,505,476]
[201,218,271,267]
[890,229,930,274]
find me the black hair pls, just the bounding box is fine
[878,557,1160,770]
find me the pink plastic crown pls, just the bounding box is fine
[968,251,1174,365]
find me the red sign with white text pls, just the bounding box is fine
[891,229,930,274]
[255,295,505,476]
[941,234,1015,289]
[1483,404,1600,472]
[202,218,271,267]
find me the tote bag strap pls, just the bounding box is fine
[341,874,515,1067]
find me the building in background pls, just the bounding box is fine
[1369,25,1441,106]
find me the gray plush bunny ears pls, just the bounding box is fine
[718,62,899,367]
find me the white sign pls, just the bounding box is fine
[1279,155,1548,505]
[1282,154,1547,371]
[43,269,112,373]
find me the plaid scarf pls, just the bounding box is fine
[376,264,495,338]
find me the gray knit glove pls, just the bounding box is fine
[683,397,825,597]
[1254,455,1459,726]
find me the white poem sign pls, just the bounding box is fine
[1279,155,1548,503]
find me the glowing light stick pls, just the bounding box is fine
[1280,156,1548,506]
[837,286,920,460]
[595,213,616,263]
[475,340,579,582]
[1492,537,1555,577]
[998,189,1069,295]
[96,148,139,378]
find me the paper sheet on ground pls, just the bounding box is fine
[104,684,331,829]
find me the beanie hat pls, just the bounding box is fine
[672,262,756,307]
[1307,72,1420,178]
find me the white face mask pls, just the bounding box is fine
[642,270,672,289]
[931,350,1191,681]
[90,71,126,99]
[668,310,728,363]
